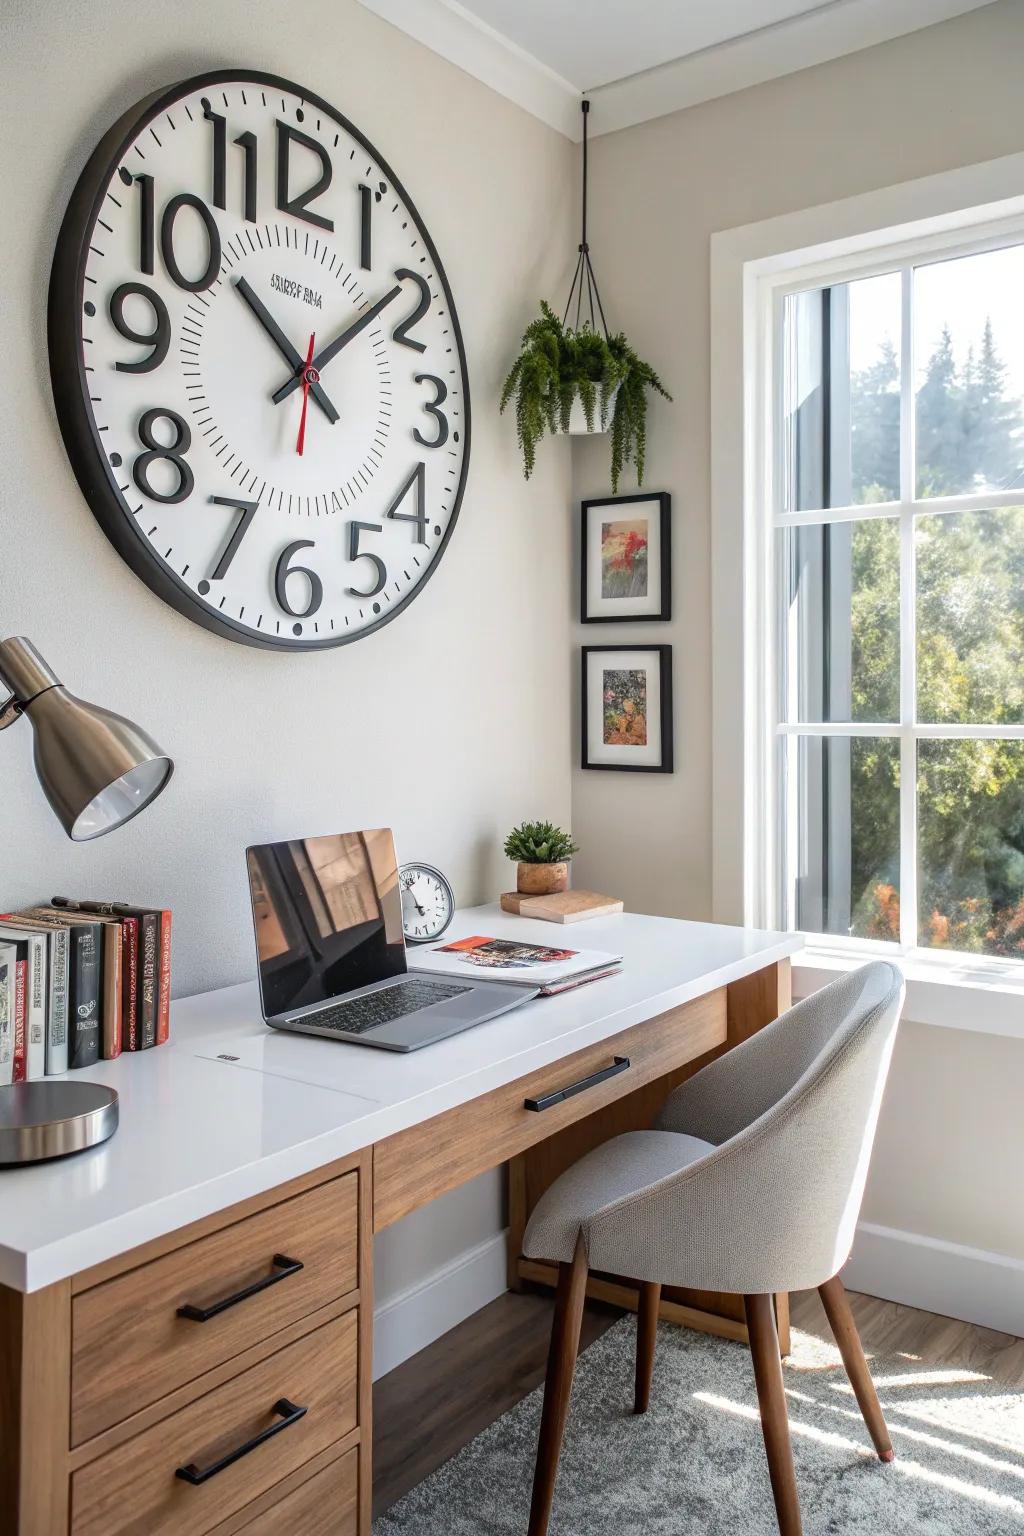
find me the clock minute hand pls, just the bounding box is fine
[271,284,403,405]
[233,277,339,425]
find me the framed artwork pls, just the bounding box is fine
[581,645,673,773]
[580,492,671,623]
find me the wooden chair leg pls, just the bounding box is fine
[528,1234,589,1536]
[745,1294,803,1536]
[634,1282,661,1414]
[818,1274,894,1462]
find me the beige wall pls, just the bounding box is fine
[1,0,574,996]
[572,0,1024,919]
[0,0,573,1336]
[572,0,1024,1279]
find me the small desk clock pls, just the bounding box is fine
[399,862,454,944]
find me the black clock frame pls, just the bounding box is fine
[48,69,472,651]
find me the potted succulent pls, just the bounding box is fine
[504,819,580,897]
[499,303,671,494]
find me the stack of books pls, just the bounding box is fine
[0,898,172,1081]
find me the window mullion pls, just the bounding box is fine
[898,265,918,952]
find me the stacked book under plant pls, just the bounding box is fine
[0,898,171,1081]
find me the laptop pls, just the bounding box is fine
[246,828,538,1051]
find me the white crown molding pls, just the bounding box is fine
[588,0,998,137]
[356,0,581,139]
[358,0,996,141]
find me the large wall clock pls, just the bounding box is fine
[49,70,470,649]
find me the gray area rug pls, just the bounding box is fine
[375,1318,1024,1534]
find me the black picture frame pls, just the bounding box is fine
[581,644,674,773]
[580,491,671,623]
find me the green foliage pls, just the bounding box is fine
[607,332,672,493]
[503,820,580,865]
[842,314,1024,957]
[499,302,671,492]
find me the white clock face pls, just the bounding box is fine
[400,864,455,943]
[52,72,470,648]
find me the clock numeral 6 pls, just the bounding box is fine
[275,540,323,618]
[109,283,170,374]
[132,408,194,504]
[347,522,387,598]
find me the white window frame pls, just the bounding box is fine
[711,150,1024,1037]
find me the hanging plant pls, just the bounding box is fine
[499,101,671,494]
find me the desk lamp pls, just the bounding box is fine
[0,636,173,1163]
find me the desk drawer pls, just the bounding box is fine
[71,1310,358,1536]
[374,988,726,1229]
[233,1447,358,1535]
[72,1172,358,1445]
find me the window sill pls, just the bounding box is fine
[792,947,1024,1041]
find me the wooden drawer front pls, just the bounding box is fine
[374,988,726,1229]
[234,1447,358,1535]
[72,1173,358,1446]
[71,1310,358,1536]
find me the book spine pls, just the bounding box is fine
[102,924,123,1060]
[138,914,158,1049]
[25,934,46,1080]
[46,928,69,1075]
[69,926,101,1069]
[121,916,139,1052]
[12,959,26,1082]
[0,955,12,1087]
[156,910,172,1045]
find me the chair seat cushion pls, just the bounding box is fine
[523,1130,714,1269]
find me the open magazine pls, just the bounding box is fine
[414,934,623,996]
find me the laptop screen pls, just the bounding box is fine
[247,828,406,1020]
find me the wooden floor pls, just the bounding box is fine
[373,1284,1024,1517]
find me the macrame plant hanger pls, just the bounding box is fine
[562,99,608,337]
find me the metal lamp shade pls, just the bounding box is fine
[28,686,173,840]
[0,636,173,840]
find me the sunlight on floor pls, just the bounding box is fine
[692,1391,1024,1519]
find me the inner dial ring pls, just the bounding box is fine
[186,231,392,517]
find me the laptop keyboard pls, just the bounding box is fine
[299,979,471,1037]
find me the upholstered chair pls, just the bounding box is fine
[522,961,905,1536]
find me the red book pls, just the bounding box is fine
[12,958,26,1083]
[156,909,172,1045]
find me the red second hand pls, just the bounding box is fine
[296,331,317,456]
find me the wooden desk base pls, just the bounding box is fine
[0,958,790,1533]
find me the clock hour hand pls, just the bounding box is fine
[233,277,339,425]
[271,284,403,405]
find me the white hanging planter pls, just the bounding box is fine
[560,381,621,436]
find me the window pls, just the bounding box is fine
[773,235,1024,963]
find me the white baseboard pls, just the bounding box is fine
[372,1231,509,1380]
[844,1221,1024,1337]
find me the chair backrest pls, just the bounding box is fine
[649,962,904,1293]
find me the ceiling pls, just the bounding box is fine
[358,0,996,137]
[452,0,840,92]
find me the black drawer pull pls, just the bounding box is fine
[176,1253,304,1323]
[524,1056,630,1113]
[175,1397,307,1485]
